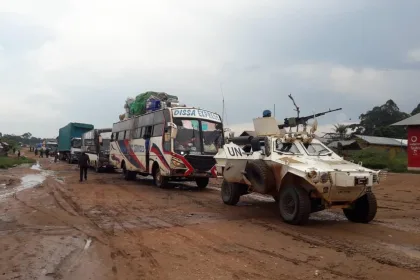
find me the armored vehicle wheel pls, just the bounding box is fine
[221,180,246,205]
[343,192,377,223]
[245,160,275,194]
[153,168,169,188]
[278,185,311,225]
[196,177,209,189]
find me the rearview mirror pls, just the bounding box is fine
[167,122,178,139]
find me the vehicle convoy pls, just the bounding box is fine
[81,128,114,172]
[214,96,385,225]
[58,122,94,163]
[110,91,224,188]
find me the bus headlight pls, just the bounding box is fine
[171,158,186,168]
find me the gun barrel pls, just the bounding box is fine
[278,107,342,129]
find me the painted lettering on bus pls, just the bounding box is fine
[227,147,243,157]
[173,109,221,122]
[130,144,145,153]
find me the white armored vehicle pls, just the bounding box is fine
[214,104,384,225]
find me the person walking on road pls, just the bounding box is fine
[39,149,44,158]
[79,152,89,182]
[17,150,21,159]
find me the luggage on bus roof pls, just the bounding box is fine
[129,91,179,116]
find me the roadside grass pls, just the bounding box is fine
[0,156,36,169]
[344,147,409,173]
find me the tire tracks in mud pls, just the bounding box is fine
[250,219,420,274]
[167,226,366,280]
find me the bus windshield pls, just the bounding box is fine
[174,119,223,155]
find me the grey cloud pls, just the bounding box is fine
[0,13,54,53]
[2,1,420,137]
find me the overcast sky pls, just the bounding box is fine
[1,0,420,138]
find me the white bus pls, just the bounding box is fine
[109,107,224,188]
[81,128,114,172]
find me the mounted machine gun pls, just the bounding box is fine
[278,94,342,132]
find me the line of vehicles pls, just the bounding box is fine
[54,96,385,226]
[57,103,224,189]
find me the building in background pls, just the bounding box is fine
[392,113,420,171]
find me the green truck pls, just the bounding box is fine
[58,122,94,163]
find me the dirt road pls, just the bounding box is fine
[1,152,420,280]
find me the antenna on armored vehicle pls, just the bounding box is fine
[288,93,301,132]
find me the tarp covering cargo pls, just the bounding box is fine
[129,91,178,116]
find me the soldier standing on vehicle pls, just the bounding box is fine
[79,152,89,182]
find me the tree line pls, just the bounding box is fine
[334,100,419,139]
[0,132,43,148]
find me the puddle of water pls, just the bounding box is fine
[385,243,420,259]
[0,163,48,200]
[31,162,42,171]
[84,238,92,250]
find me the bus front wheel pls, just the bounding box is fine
[153,168,169,188]
[195,177,209,189]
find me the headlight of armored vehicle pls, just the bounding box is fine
[306,170,329,184]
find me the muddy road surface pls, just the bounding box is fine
[1,153,420,280]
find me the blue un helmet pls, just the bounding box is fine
[263,110,272,117]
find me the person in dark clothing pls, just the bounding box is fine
[45,148,50,158]
[17,150,21,159]
[79,152,89,182]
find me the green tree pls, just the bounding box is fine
[412,103,420,115]
[333,124,348,140]
[350,100,409,138]
[22,132,32,139]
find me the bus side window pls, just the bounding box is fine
[111,133,114,141]
[133,127,142,139]
[144,126,153,138]
[125,130,130,140]
[152,124,164,137]
[143,113,154,127]
[163,109,171,122]
[153,111,164,124]
[115,132,119,140]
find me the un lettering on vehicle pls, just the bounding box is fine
[226,146,244,158]
[172,109,221,122]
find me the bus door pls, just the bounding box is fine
[143,125,153,173]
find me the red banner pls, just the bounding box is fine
[408,126,420,170]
